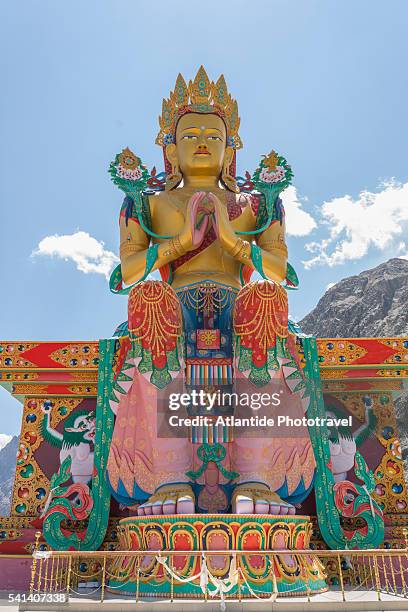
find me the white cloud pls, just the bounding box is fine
[33,231,119,280]
[396,242,408,260]
[0,434,12,450]
[303,180,408,268]
[281,186,317,237]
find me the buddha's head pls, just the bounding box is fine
[166,112,232,185]
[156,67,242,191]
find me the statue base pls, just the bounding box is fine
[108,514,327,598]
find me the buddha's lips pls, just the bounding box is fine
[194,150,210,155]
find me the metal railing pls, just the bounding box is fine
[29,532,408,605]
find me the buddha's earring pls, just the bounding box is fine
[221,161,239,193]
[165,161,182,191]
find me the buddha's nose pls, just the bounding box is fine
[197,142,208,151]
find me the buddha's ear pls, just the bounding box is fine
[223,146,234,167]
[165,143,178,166]
[165,143,182,190]
[221,146,239,192]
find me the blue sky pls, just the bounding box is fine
[1,0,408,435]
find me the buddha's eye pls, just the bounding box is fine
[208,136,222,141]
[182,135,197,140]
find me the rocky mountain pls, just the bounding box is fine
[0,435,18,516]
[300,258,408,337]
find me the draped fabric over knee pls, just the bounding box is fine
[106,282,191,504]
[232,280,315,503]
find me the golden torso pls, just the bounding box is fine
[149,186,256,290]
[120,114,287,289]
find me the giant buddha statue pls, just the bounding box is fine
[106,66,315,518]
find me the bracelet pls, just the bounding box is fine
[231,238,251,260]
[170,235,186,257]
[162,235,185,258]
[230,239,243,257]
[163,243,176,257]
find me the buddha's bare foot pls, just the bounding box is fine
[232,483,295,515]
[137,484,195,516]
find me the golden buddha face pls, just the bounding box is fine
[166,112,233,180]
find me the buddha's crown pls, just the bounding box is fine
[156,66,242,150]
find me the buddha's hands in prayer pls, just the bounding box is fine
[207,193,238,254]
[179,191,214,252]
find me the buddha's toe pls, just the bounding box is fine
[176,495,195,514]
[138,485,195,516]
[267,493,295,515]
[142,503,153,516]
[162,498,176,514]
[275,502,296,515]
[254,499,270,514]
[151,500,163,515]
[233,494,254,514]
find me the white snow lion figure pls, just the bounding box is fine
[41,404,96,485]
[327,398,376,483]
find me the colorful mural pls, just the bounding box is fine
[0,337,406,557]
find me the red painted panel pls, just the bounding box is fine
[352,339,397,365]
[20,343,69,368]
